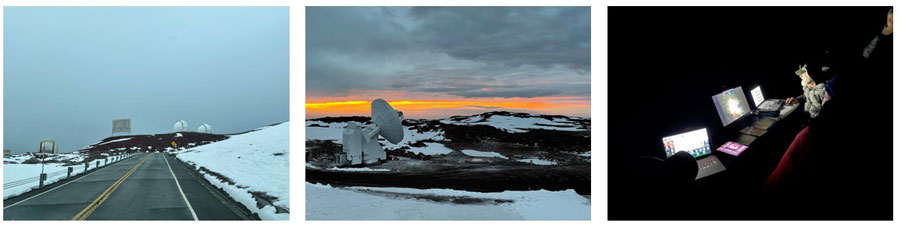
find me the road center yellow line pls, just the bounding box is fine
[71,153,152,220]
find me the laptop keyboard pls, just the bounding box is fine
[696,155,726,180]
[698,157,719,170]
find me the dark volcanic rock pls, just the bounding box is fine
[80,132,228,154]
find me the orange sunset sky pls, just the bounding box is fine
[307,95,590,119]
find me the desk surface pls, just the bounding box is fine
[699,102,805,188]
[778,103,800,119]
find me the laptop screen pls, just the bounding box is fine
[662,128,712,158]
[712,86,752,126]
[750,86,764,107]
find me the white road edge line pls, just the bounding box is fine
[3,153,140,210]
[162,153,199,221]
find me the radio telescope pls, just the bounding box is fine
[340,98,404,165]
[174,120,189,132]
[197,124,212,133]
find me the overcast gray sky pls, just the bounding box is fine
[306,7,590,119]
[4,7,288,154]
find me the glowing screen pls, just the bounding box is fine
[662,128,712,158]
[712,86,751,126]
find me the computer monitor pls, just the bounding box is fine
[662,128,712,158]
[750,86,764,107]
[712,86,751,126]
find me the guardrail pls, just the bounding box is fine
[3,153,137,190]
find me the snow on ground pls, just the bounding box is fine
[305,121,347,141]
[3,156,126,199]
[460,149,508,159]
[306,182,590,220]
[406,142,453,155]
[440,114,584,133]
[326,167,390,172]
[3,154,35,164]
[516,158,557,166]
[306,120,446,151]
[382,127,444,150]
[177,122,289,220]
[4,152,87,164]
[95,137,133,146]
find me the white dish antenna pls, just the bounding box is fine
[197,124,212,133]
[371,98,404,144]
[174,120,189,132]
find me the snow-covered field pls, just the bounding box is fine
[305,121,347,141]
[306,182,590,220]
[306,112,586,158]
[440,113,587,133]
[461,149,508,159]
[517,158,558,165]
[326,167,390,172]
[407,142,453,155]
[3,155,126,199]
[3,152,87,164]
[177,122,289,220]
[3,154,34,164]
[306,120,445,151]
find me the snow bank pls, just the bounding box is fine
[3,156,125,199]
[406,142,453,155]
[4,154,35,164]
[516,158,557,165]
[440,114,585,133]
[326,167,390,172]
[4,152,86,164]
[177,122,290,220]
[306,182,590,220]
[461,149,508,159]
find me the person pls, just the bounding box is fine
[862,8,892,62]
[665,151,698,187]
[785,62,831,118]
[858,7,892,120]
[764,74,844,190]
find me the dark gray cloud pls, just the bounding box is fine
[306,7,590,98]
[408,7,591,71]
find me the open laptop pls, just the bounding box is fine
[749,86,782,130]
[662,128,726,180]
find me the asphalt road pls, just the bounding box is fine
[4,152,246,220]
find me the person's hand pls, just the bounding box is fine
[786,97,799,104]
[883,24,893,36]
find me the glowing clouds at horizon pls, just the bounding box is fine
[306,98,590,119]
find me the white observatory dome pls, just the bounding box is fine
[197,124,212,133]
[174,120,189,132]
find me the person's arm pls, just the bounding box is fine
[765,127,811,191]
[806,85,826,110]
[863,35,881,59]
